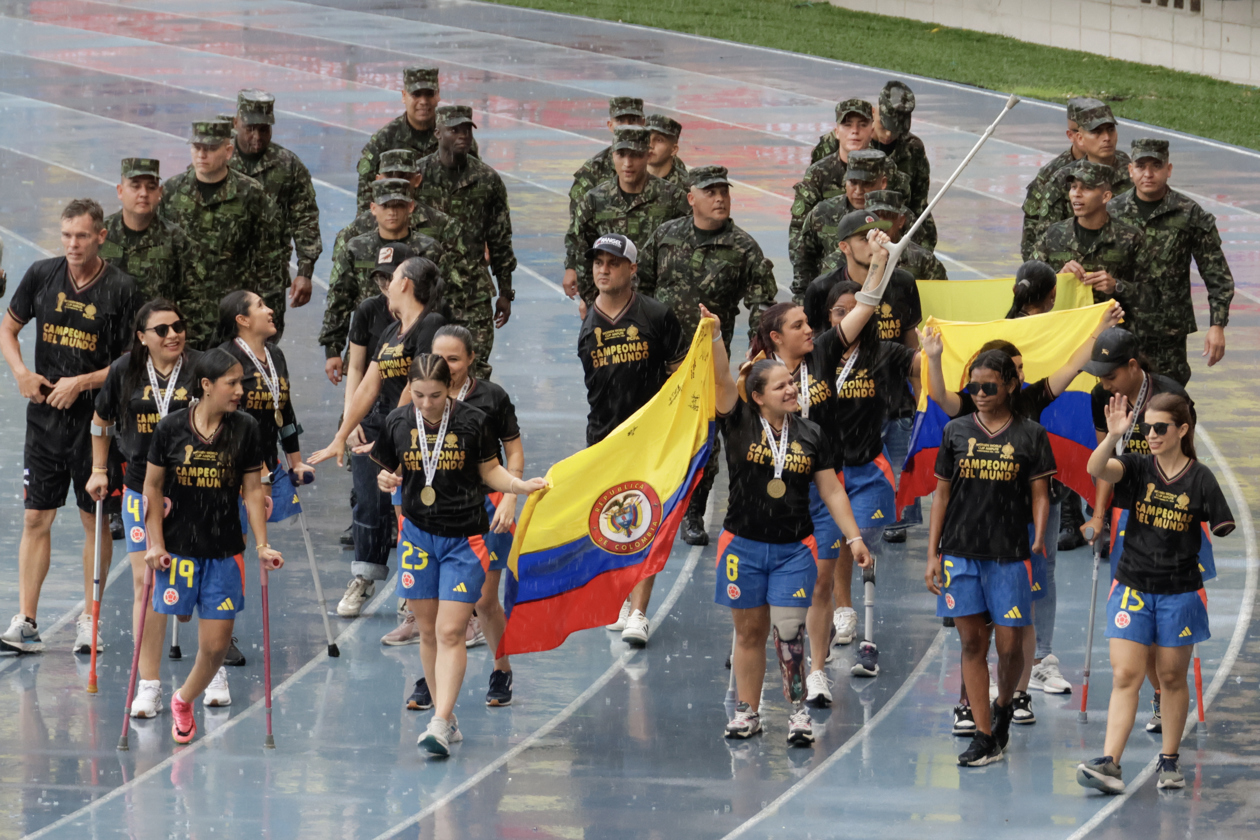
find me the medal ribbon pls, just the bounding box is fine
[146,356,183,419]
[234,338,282,421]
[454,378,472,403]
[415,399,453,491]
[835,348,860,397]
[758,412,790,483]
[1115,374,1150,456]
[771,354,810,418]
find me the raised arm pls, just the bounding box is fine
[1086,393,1130,485]
[920,325,961,417]
[702,305,737,416]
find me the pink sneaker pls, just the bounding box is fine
[171,690,197,744]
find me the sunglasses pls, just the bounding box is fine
[963,382,1000,397]
[1140,421,1172,437]
[143,320,186,338]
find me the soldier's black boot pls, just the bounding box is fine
[1058,491,1087,551]
[682,489,709,546]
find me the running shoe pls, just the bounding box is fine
[606,599,632,631]
[622,610,650,646]
[957,731,1003,766]
[486,669,513,706]
[952,703,976,736]
[1076,756,1125,793]
[204,667,231,707]
[881,526,907,544]
[465,614,486,648]
[223,636,246,667]
[406,677,433,711]
[0,614,43,654]
[832,607,858,645]
[110,512,124,541]
[1146,695,1163,733]
[681,514,708,546]
[171,690,196,744]
[73,613,103,654]
[1011,691,1036,725]
[787,707,815,746]
[131,679,164,719]
[1156,754,1185,790]
[991,699,1015,750]
[1029,654,1073,694]
[337,576,375,617]
[418,715,462,756]
[851,641,879,677]
[382,611,420,646]
[805,670,833,708]
[724,702,762,739]
[1058,525,1086,552]
[339,526,354,548]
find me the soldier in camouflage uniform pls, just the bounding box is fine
[645,114,689,189]
[636,165,778,545]
[415,105,516,379]
[568,97,645,222]
[101,158,198,302]
[355,67,479,213]
[1108,139,1234,385]
[1020,97,1134,260]
[228,89,322,325]
[791,149,888,292]
[319,178,444,364]
[159,119,284,349]
[565,126,690,305]
[865,189,947,281]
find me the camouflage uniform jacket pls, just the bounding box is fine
[895,238,948,282]
[1108,188,1234,336]
[99,211,197,302]
[329,203,469,291]
[790,155,919,261]
[318,227,442,357]
[636,217,778,347]
[1028,215,1150,331]
[658,156,690,189]
[230,141,323,278]
[414,153,516,304]
[812,131,931,216]
[158,167,284,348]
[355,115,479,212]
[568,146,614,221]
[566,175,691,302]
[1020,148,1134,260]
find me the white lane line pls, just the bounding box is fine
[0,224,54,257]
[1063,425,1257,840]
[513,264,568,299]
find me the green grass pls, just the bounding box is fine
[487,0,1260,150]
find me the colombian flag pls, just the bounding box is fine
[897,302,1113,514]
[497,320,717,656]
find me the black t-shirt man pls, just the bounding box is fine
[803,265,921,341]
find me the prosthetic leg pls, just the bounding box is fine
[772,606,814,746]
[852,527,883,677]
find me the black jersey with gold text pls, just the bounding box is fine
[1090,373,1194,457]
[370,310,447,430]
[220,340,297,470]
[815,331,915,467]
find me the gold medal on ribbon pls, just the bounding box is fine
[421,486,437,506]
[767,478,786,499]
[274,409,284,427]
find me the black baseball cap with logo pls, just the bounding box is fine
[372,243,417,279]
[835,209,891,242]
[585,233,638,263]
[1083,327,1140,376]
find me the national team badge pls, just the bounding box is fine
[401,572,415,589]
[1114,611,1131,629]
[589,481,663,555]
[129,527,145,543]
[945,594,955,610]
[163,588,179,606]
[727,583,741,600]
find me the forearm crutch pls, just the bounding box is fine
[1079,525,1105,723]
[118,567,154,751]
[87,499,104,694]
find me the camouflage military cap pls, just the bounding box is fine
[845,149,888,182]
[1131,138,1169,163]
[864,189,907,216]
[379,148,420,174]
[188,119,232,145]
[645,114,682,138]
[689,165,730,189]
[1067,97,1116,131]
[608,96,645,119]
[1058,159,1115,189]
[121,158,160,180]
[217,113,238,125]
[611,126,650,154]
[403,66,440,93]
[237,89,275,126]
[371,178,413,205]
[834,98,874,122]
[435,105,477,129]
[879,81,915,132]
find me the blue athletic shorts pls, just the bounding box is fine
[152,553,245,618]
[237,468,302,533]
[122,487,149,553]
[396,517,487,603]
[1026,523,1048,602]
[482,492,514,573]
[713,530,818,609]
[1105,582,1210,647]
[808,484,843,561]
[840,455,895,533]
[936,555,1033,627]
[1110,508,1217,583]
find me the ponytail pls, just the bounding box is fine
[1006,260,1057,319]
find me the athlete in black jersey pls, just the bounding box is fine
[1078,392,1233,794]
[372,354,546,756]
[705,306,872,747]
[576,235,687,646]
[88,300,199,717]
[310,257,446,616]
[0,199,139,655]
[143,349,281,744]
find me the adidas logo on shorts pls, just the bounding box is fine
[1031,582,1042,592]
[217,598,235,611]
[792,588,807,598]
[1179,626,1193,638]
[453,582,467,593]
[872,509,884,519]
[1003,606,1023,620]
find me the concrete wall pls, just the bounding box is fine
[825,1,1260,86]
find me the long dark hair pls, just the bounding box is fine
[397,256,444,314]
[1006,260,1057,319]
[749,302,804,359]
[1145,392,1196,459]
[120,299,186,435]
[191,348,243,400]
[211,290,263,349]
[827,280,881,363]
[969,349,1023,416]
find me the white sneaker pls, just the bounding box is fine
[832,607,858,645]
[337,577,375,617]
[787,707,816,746]
[621,610,649,646]
[73,613,103,654]
[1029,654,1073,694]
[130,679,163,718]
[204,666,232,707]
[805,670,833,707]
[0,614,43,654]
[465,614,486,648]
[418,714,462,756]
[606,599,632,631]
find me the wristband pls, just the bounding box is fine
[91,466,109,473]
[90,423,115,438]
[257,543,271,550]
[846,535,864,545]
